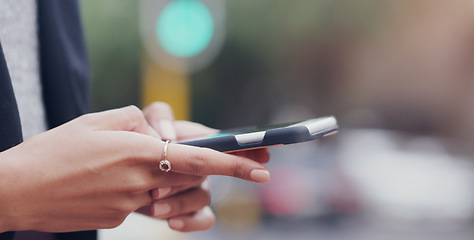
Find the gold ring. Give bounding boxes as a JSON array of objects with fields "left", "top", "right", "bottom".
[{"left": 159, "top": 140, "right": 171, "bottom": 172}]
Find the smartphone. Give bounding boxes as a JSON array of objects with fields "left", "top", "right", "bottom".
[{"left": 179, "top": 116, "right": 338, "bottom": 152}]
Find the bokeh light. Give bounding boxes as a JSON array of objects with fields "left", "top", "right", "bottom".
[{"left": 156, "top": 0, "right": 214, "bottom": 58}]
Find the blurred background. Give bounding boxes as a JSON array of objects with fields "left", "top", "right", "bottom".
[{"left": 80, "top": 0, "right": 474, "bottom": 239}]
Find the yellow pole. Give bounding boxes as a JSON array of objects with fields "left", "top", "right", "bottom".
[{"left": 141, "top": 54, "right": 190, "bottom": 121}]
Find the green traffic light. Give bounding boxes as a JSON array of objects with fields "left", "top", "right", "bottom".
[{"left": 156, "top": 0, "right": 214, "bottom": 58}]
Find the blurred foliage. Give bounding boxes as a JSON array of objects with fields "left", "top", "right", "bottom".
[
  {"left": 191, "top": 0, "right": 387, "bottom": 128},
  {"left": 80, "top": 0, "right": 141, "bottom": 112},
  {"left": 80, "top": 0, "right": 450, "bottom": 134},
  {"left": 79, "top": 0, "right": 387, "bottom": 125}
]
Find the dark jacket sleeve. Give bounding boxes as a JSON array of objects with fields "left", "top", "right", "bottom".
[
  {"left": 0, "top": 0, "right": 94, "bottom": 239},
  {"left": 0, "top": 232, "right": 14, "bottom": 240},
  {"left": 38, "top": 0, "right": 91, "bottom": 129},
  {"left": 0, "top": 42, "right": 23, "bottom": 152}
]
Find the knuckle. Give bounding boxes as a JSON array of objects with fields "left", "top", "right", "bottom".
[
  {"left": 125, "top": 174, "right": 151, "bottom": 193},
  {"left": 229, "top": 160, "right": 241, "bottom": 179},
  {"left": 187, "top": 149, "right": 208, "bottom": 175},
  {"left": 75, "top": 112, "right": 97, "bottom": 127},
  {"left": 119, "top": 105, "right": 147, "bottom": 132},
  {"left": 121, "top": 105, "right": 145, "bottom": 121},
  {"left": 101, "top": 215, "right": 127, "bottom": 229},
  {"left": 176, "top": 198, "right": 186, "bottom": 213},
  {"left": 122, "top": 201, "right": 140, "bottom": 213},
  {"left": 129, "top": 180, "right": 149, "bottom": 194},
  {"left": 111, "top": 200, "right": 139, "bottom": 217},
  {"left": 98, "top": 207, "right": 131, "bottom": 229}
]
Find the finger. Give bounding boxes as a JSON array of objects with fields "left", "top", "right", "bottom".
[
  {"left": 153, "top": 172, "right": 205, "bottom": 188},
  {"left": 150, "top": 177, "right": 207, "bottom": 200},
  {"left": 88, "top": 132, "right": 268, "bottom": 187},
  {"left": 137, "top": 179, "right": 209, "bottom": 217},
  {"left": 167, "top": 144, "right": 270, "bottom": 183},
  {"left": 80, "top": 131, "right": 205, "bottom": 189},
  {"left": 151, "top": 186, "right": 210, "bottom": 219},
  {"left": 231, "top": 148, "right": 270, "bottom": 164},
  {"left": 72, "top": 105, "right": 160, "bottom": 138},
  {"left": 143, "top": 102, "right": 177, "bottom": 142},
  {"left": 174, "top": 121, "right": 219, "bottom": 142},
  {"left": 135, "top": 205, "right": 151, "bottom": 216},
  {"left": 168, "top": 206, "right": 216, "bottom": 232},
  {"left": 135, "top": 186, "right": 195, "bottom": 217}
]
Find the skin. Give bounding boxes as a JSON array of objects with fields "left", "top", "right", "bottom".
[
  {"left": 141, "top": 102, "right": 270, "bottom": 232},
  {"left": 0, "top": 104, "right": 270, "bottom": 233}
]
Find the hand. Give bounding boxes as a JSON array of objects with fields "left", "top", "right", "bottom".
[
  {"left": 135, "top": 178, "right": 214, "bottom": 232},
  {"left": 141, "top": 102, "right": 269, "bottom": 231},
  {"left": 143, "top": 102, "right": 270, "bottom": 163},
  {"left": 0, "top": 106, "right": 270, "bottom": 233}
]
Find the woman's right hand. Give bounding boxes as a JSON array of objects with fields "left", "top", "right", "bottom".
[{"left": 0, "top": 106, "right": 270, "bottom": 233}]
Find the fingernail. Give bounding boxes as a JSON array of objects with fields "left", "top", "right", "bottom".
[
  {"left": 168, "top": 219, "right": 184, "bottom": 230},
  {"left": 158, "top": 187, "right": 172, "bottom": 198},
  {"left": 159, "top": 120, "right": 176, "bottom": 141},
  {"left": 250, "top": 169, "right": 270, "bottom": 183},
  {"left": 153, "top": 202, "right": 171, "bottom": 217}
]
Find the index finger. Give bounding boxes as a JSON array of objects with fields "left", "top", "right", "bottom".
[
  {"left": 231, "top": 148, "right": 270, "bottom": 164},
  {"left": 166, "top": 144, "right": 270, "bottom": 183}
]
